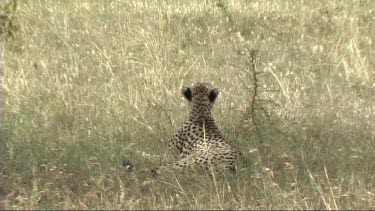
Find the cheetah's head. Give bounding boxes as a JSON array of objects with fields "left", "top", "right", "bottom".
[{"left": 182, "top": 82, "right": 219, "bottom": 114}]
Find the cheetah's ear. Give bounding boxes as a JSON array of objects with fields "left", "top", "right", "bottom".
[
  {"left": 182, "top": 86, "right": 192, "bottom": 101},
  {"left": 208, "top": 88, "right": 219, "bottom": 103}
]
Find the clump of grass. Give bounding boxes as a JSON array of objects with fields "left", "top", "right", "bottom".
[
  {"left": 0, "top": 0, "right": 19, "bottom": 39},
  {"left": 0, "top": 0, "right": 374, "bottom": 209}
]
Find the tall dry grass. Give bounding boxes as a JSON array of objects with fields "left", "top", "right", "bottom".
[{"left": 0, "top": 0, "right": 374, "bottom": 209}]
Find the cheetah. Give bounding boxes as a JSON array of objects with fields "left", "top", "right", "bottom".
[{"left": 152, "top": 82, "right": 242, "bottom": 177}]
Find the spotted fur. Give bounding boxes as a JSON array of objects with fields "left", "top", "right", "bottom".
[{"left": 152, "top": 82, "right": 242, "bottom": 177}]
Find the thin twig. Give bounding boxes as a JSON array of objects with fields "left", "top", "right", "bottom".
[{"left": 247, "top": 49, "right": 263, "bottom": 144}]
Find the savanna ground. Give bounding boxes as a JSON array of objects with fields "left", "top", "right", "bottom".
[{"left": 0, "top": 0, "right": 374, "bottom": 209}]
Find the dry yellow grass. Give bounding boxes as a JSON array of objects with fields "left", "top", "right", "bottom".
[{"left": 1, "top": 0, "right": 374, "bottom": 209}]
